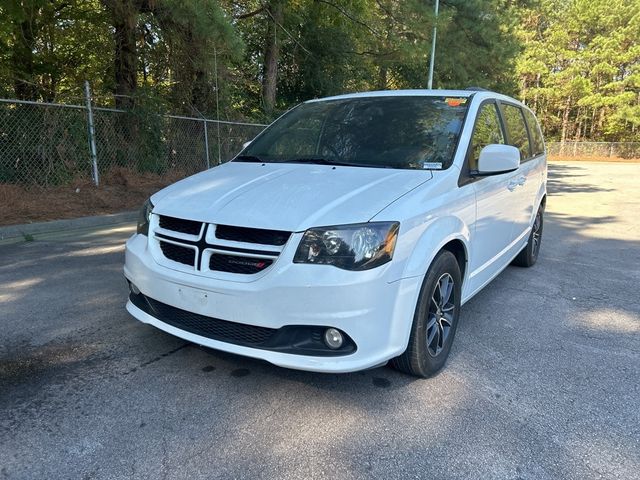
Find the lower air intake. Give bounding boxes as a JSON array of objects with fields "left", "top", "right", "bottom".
[{"left": 130, "top": 292, "right": 276, "bottom": 345}]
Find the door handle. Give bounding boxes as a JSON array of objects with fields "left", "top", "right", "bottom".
[
  {"left": 517, "top": 175, "right": 526, "bottom": 186},
  {"left": 507, "top": 180, "right": 518, "bottom": 191}
]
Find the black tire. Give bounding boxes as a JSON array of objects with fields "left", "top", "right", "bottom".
[
  {"left": 391, "top": 250, "right": 462, "bottom": 378},
  {"left": 512, "top": 205, "right": 544, "bottom": 267}
]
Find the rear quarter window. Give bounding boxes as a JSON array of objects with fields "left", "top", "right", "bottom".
[
  {"left": 523, "top": 109, "right": 545, "bottom": 156},
  {"left": 501, "top": 104, "right": 532, "bottom": 161}
]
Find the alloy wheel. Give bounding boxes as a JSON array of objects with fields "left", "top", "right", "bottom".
[
  {"left": 532, "top": 210, "right": 542, "bottom": 258},
  {"left": 426, "top": 273, "right": 456, "bottom": 357}
]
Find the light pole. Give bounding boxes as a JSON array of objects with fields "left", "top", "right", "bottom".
[{"left": 427, "top": 0, "right": 439, "bottom": 90}]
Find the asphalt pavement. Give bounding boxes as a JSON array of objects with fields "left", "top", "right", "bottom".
[{"left": 1, "top": 161, "right": 639, "bottom": 479}]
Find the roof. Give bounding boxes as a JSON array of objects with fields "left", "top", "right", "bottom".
[
  {"left": 305, "top": 89, "right": 526, "bottom": 109},
  {"left": 306, "top": 89, "right": 477, "bottom": 103}
]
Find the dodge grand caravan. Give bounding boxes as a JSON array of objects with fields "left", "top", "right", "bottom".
[{"left": 124, "top": 89, "right": 547, "bottom": 377}]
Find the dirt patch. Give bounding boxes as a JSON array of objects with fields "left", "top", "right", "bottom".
[{"left": 0, "top": 168, "right": 186, "bottom": 226}]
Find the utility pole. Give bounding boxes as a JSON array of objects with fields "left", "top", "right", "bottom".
[{"left": 427, "top": 0, "right": 439, "bottom": 90}]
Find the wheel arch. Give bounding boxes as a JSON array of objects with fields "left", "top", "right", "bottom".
[
  {"left": 441, "top": 239, "right": 467, "bottom": 282},
  {"left": 401, "top": 216, "right": 471, "bottom": 287}
]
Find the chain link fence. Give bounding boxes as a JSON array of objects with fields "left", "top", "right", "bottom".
[
  {"left": 3, "top": 96, "right": 639, "bottom": 188},
  {"left": 0, "top": 97, "right": 267, "bottom": 187},
  {"left": 547, "top": 141, "right": 640, "bottom": 160}
]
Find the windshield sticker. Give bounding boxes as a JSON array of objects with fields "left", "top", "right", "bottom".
[
  {"left": 423, "top": 162, "right": 443, "bottom": 170},
  {"left": 445, "top": 97, "right": 467, "bottom": 107}
]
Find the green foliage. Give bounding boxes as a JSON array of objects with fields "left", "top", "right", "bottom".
[
  {"left": 0, "top": 0, "right": 112, "bottom": 102},
  {"left": 516, "top": 0, "right": 640, "bottom": 141},
  {"left": 148, "top": 0, "right": 244, "bottom": 115},
  {"left": 0, "top": 0, "right": 638, "bottom": 142}
]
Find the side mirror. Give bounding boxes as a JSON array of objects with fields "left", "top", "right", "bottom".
[
  {"left": 476, "top": 144, "right": 520, "bottom": 175},
  {"left": 242, "top": 140, "right": 252, "bottom": 150}
]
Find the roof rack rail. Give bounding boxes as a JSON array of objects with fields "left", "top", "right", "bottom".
[{"left": 465, "top": 86, "right": 489, "bottom": 91}]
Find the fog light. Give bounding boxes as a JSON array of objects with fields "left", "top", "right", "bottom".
[
  {"left": 324, "top": 328, "right": 343, "bottom": 349},
  {"left": 129, "top": 281, "right": 140, "bottom": 295}
]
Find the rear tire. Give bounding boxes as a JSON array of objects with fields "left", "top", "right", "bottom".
[
  {"left": 391, "top": 250, "right": 461, "bottom": 378},
  {"left": 512, "top": 205, "right": 544, "bottom": 267}
]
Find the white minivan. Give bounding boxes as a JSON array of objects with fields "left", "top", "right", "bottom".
[{"left": 124, "top": 89, "right": 547, "bottom": 377}]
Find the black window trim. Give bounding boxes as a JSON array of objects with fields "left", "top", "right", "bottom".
[
  {"left": 457, "top": 98, "right": 508, "bottom": 187},
  {"left": 497, "top": 100, "right": 534, "bottom": 163},
  {"left": 521, "top": 107, "right": 546, "bottom": 158},
  {"left": 239, "top": 94, "right": 475, "bottom": 172}
]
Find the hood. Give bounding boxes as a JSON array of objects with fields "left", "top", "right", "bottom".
[{"left": 151, "top": 162, "right": 432, "bottom": 231}]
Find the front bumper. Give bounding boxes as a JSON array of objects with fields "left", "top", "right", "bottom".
[{"left": 124, "top": 233, "right": 422, "bottom": 373}]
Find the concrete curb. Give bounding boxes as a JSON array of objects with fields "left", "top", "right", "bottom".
[{"left": 0, "top": 211, "right": 137, "bottom": 242}]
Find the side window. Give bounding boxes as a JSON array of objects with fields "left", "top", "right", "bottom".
[
  {"left": 469, "top": 102, "right": 505, "bottom": 170},
  {"left": 523, "top": 109, "right": 545, "bottom": 156},
  {"left": 502, "top": 104, "right": 531, "bottom": 161}
]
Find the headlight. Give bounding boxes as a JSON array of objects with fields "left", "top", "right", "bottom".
[
  {"left": 294, "top": 222, "right": 399, "bottom": 271},
  {"left": 136, "top": 198, "right": 154, "bottom": 236}
]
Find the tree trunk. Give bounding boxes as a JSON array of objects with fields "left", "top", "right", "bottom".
[
  {"left": 560, "top": 96, "right": 572, "bottom": 144},
  {"left": 574, "top": 107, "right": 582, "bottom": 141},
  {"left": 261, "top": 0, "right": 284, "bottom": 116},
  {"left": 113, "top": 4, "right": 137, "bottom": 109},
  {"left": 104, "top": 0, "right": 141, "bottom": 109},
  {"left": 589, "top": 108, "right": 597, "bottom": 139},
  {"left": 12, "top": 18, "right": 39, "bottom": 100},
  {"left": 533, "top": 73, "right": 540, "bottom": 112},
  {"left": 192, "top": 69, "right": 209, "bottom": 113},
  {"left": 378, "top": 66, "right": 388, "bottom": 90},
  {"left": 597, "top": 108, "right": 605, "bottom": 136}
]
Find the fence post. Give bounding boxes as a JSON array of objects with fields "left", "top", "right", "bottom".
[
  {"left": 214, "top": 47, "right": 222, "bottom": 165},
  {"left": 84, "top": 81, "right": 99, "bottom": 186},
  {"left": 203, "top": 119, "right": 210, "bottom": 169}
]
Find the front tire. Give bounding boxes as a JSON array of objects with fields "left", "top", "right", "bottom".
[
  {"left": 512, "top": 205, "right": 544, "bottom": 267},
  {"left": 391, "top": 250, "right": 462, "bottom": 378}
]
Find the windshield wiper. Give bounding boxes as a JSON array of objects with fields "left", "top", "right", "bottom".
[
  {"left": 280, "top": 157, "right": 389, "bottom": 168},
  {"left": 234, "top": 154, "right": 266, "bottom": 163},
  {"left": 235, "top": 155, "right": 390, "bottom": 169}
]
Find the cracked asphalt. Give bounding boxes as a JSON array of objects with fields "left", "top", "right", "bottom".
[{"left": 1, "top": 161, "right": 639, "bottom": 479}]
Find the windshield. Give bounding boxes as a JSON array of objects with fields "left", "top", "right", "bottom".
[{"left": 238, "top": 96, "right": 469, "bottom": 170}]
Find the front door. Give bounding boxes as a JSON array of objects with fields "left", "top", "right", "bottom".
[
  {"left": 465, "top": 101, "right": 522, "bottom": 295},
  {"left": 500, "top": 103, "right": 537, "bottom": 245}
]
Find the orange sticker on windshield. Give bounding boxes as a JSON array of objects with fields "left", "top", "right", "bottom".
[{"left": 445, "top": 98, "right": 467, "bottom": 107}]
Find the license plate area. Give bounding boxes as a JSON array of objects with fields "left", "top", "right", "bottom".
[{"left": 177, "top": 285, "right": 211, "bottom": 308}]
